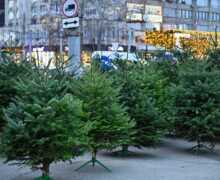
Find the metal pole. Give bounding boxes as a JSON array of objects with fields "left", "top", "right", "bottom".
[
  {"left": 128, "top": 29, "right": 132, "bottom": 53},
  {"left": 0, "top": 42, "right": 2, "bottom": 60},
  {"left": 22, "top": 13, "right": 26, "bottom": 60},
  {"left": 59, "top": 29, "right": 63, "bottom": 66}
]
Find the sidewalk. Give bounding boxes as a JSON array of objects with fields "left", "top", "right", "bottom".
[{"left": 1, "top": 138, "right": 220, "bottom": 180}]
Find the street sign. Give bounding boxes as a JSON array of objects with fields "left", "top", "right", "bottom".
[
  {"left": 62, "top": 0, "right": 78, "bottom": 18},
  {"left": 62, "top": 17, "right": 80, "bottom": 29},
  {"left": 101, "top": 56, "right": 111, "bottom": 69}
]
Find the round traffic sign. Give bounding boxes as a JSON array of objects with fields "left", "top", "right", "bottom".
[{"left": 62, "top": 0, "right": 79, "bottom": 18}]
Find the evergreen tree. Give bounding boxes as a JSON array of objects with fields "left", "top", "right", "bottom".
[
  {"left": 170, "top": 61, "right": 220, "bottom": 151},
  {"left": 0, "top": 60, "right": 31, "bottom": 130},
  {"left": 0, "top": 68, "right": 90, "bottom": 179},
  {"left": 71, "top": 67, "right": 135, "bottom": 171},
  {"left": 206, "top": 33, "right": 220, "bottom": 67},
  {"left": 113, "top": 63, "right": 165, "bottom": 149}
]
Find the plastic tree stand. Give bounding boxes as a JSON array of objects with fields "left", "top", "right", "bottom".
[
  {"left": 75, "top": 152, "right": 112, "bottom": 172},
  {"left": 188, "top": 143, "right": 213, "bottom": 154},
  {"left": 35, "top": 173, "right": 53, "bottom": 180},
  {"left": 113, "top": 145, "right": 135, "bottom": 156}
]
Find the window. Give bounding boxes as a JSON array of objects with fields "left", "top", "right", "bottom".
[
  {"left": 36, "top": 30, "right": 40, "bottom": 39},
  {"left": 179, "top": 24, "right": 193, "bottom": 30},
  {"left": 181, "top": 10, "right": 192, "bottom": 19},
  {"left": 53, "top": 17, "right": 61, "bottom": 23},
  {"left": 164, "top": 0, "right": 178, "bottom": 3},
  {"left": 212, "top": 13, "right": 220, "bottom": 22},
  {"left": 163, "top": 23, "right": 177, "bottom": 30},
  {"left": 40, "top": 18, "right": 47, "bottom": 24},
  {"left": 196, "top": 11, "right": 209, "bottom": 20},
  {"left": 8, "top": 20, "right": 13, "bottom": 26},
  {"left": 211, "top": 0, "right": 220, "bottom": 8},
  {"left": 85, "top": 8, "right": 96, "bottom": 16},
  {"left": 163, "top": 8, "right": 176, "bottom": 17},
  {"left": 16, "top": 11, "right": 20, "bottom": 19},
  {"left": 83, "top": 27, "right": 91, "bottom": 37},
  {"left": 197, "top": 25, "right": 209, "bottom": 31},
  {"left": 31, "top": 18, "right": 37, "bottom": 24},
  {"left": 8, "top": 11, "right": 14, "bottom": 20},
  {"left": 40, "top": 5, "right": 46, "bottom": 14},
  {"left": 16, "top": 32, "right": 21, "bottom": 40},
  {"left": 51, "top": 4, "right": 60, "bottom": 12},
  {"left": 9, "top": 0, "right": 14, "bottom": 8},
  {"left": 42, "top": 30, "right": 48, "bottom": 38},
  {"left": 31, "top": 6, "right": 37, "bottom": 15},
  {"left": 197, "top": 0, "right": 208, "bottom": 6},
  {"left": 183, "top": 0, "right": 192, "bottom": 5}
]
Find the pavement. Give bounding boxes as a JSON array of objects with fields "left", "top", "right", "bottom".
[{"left": 0, "top": 138, "right": 220, "bottom": 180}]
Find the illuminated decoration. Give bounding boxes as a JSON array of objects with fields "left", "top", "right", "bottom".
[
  {"left": 144, "top": 5, "right": 162, "bottom": 23},
  {"left": 2, "top": 48, "right": 23, "bottom": 61},
  {"left": 145, "top": 30, "right": 220, "bottom": 57},
  {"left": 126, "top": 12, "right": 143, "bottom": 22},
  {"left": 126, "top": 3, "right": 162, "bottom": 23},
  {"left": 126, "top": 3, "right": 144, "bottom": 22}
]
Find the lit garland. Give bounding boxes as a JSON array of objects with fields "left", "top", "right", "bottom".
[{"left": 145, "top": 30, "right": 220, "bottom": 57}]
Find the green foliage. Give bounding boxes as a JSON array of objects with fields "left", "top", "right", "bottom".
[
  {"left": 0, "top": 60, "right": 31, "bottom": 130},
  {"left": 170, "top": 61, "right": 220, "bottom": 146},
  {"left": 112, "top": 63, "right": 166, "bottom": 147},
  {"left": 71, "top": 67, "right": 135, "bottom": 152},
  {"left": 206, "top": 34, "right": 220, "bottom": 67},
  {"left": 171, "top": 49, "right": 194, "bottom": 62},
  {"left": 149, "top": 60, "right": 179, "bottom": 84},
  {"left": 0, "top": 67, "right": 90, "bottom": 173}
]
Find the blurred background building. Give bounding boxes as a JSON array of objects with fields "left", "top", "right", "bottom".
[{"left": 0, "top": 0, "right": 220, "bottom": 54}]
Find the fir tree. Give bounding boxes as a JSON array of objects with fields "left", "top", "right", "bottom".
[
  {"left": 0, "top": 60, "right": 31, "bottom": 130},
  {"left": 170, "top": 61, "right": 220, "bottom": 151},
  {"left": 113, "top": 62, "right": 165, "bottom": 149},
  {"left": 0, "top": 68, "right": 90, "bottom": 179},
  {"left": 72, "top": 66, "right": 135, "bottom": 171},
  {"left": 206, "top": 30, "right": 220, "bottom": 67}
]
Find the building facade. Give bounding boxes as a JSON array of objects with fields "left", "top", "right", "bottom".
[
  {"left": 0, "top": 1, "right": 5, "bottom": 27},
  {"left": 0, "top": 0, "right": 220, "bottom": 52}
]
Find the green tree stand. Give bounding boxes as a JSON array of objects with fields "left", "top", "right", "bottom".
[
  {"left": 75, "top": 152, "right": 112, "bottom": 172},
  {"left": 35, "top": 173, "right": 53, "bottom": 180},
  {"left": 113, "top": 145, "right": 135, "bottom": 156},
  {"left": 188, "top": 142, "right": 213, "bottom": 154}
]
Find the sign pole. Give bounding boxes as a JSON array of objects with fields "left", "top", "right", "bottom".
[
  {"left": 62, "top": 0, "right": 81, "bottom": 75},
  {"left": 68, "top": 36, "right": 81, "bottom": 74},
  {"left": 59, "top": 29, "right": 63, "bottom": 67},
  {"left": 0, "top": 42, "right": 2, "bottom": 60}
]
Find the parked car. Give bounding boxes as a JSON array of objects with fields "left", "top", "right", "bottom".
[{"left": 92, "top": 51, "right": 140, "bottom": 63}]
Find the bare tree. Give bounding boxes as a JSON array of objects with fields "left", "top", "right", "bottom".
[{"left": 81, "top": 0, "right": 126, "bottom": 50}]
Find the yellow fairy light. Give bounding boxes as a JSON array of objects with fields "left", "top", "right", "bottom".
[{"left": 145, "top": 30, "right": 220, "bottom": 57}]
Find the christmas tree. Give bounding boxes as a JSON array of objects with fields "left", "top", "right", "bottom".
[
  {"left": 113, "top": 62, "right": 165, "bottom": 150},
  {"left": 72, "top": 66, "right": 135, "bottom": 171},
  {"left": 1, "top": 67, "right": 90, "bottom": 179},
  {"left": 0, "top": 60, "right": 31, "bottom": 131},
  {"left": 170, "top": 61, "right": 220, "bottom": 152}
]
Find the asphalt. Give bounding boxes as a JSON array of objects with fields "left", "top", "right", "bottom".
[{"left": 0, "top": 138, "right": 220, "bottom": 180}]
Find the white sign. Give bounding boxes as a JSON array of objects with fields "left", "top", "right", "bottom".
[
  {"left": 174, "top": 33, "right": 191, "bottom": 49},
  {"left": 62, "top": 0, "right": 78, "bottom": 18},
  {"left": 62, "top": 17, "right": 80, "bottom": 29}
]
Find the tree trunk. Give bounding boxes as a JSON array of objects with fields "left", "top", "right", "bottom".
[
  {"left": 92, "top": 151, "right": 97, "bottom": 166},
  {"left": 122, "top": 144, "right": 129, "bottom": 152},
  {"left": 42, "top": 160, "right": 51, "bottom": 174}
]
